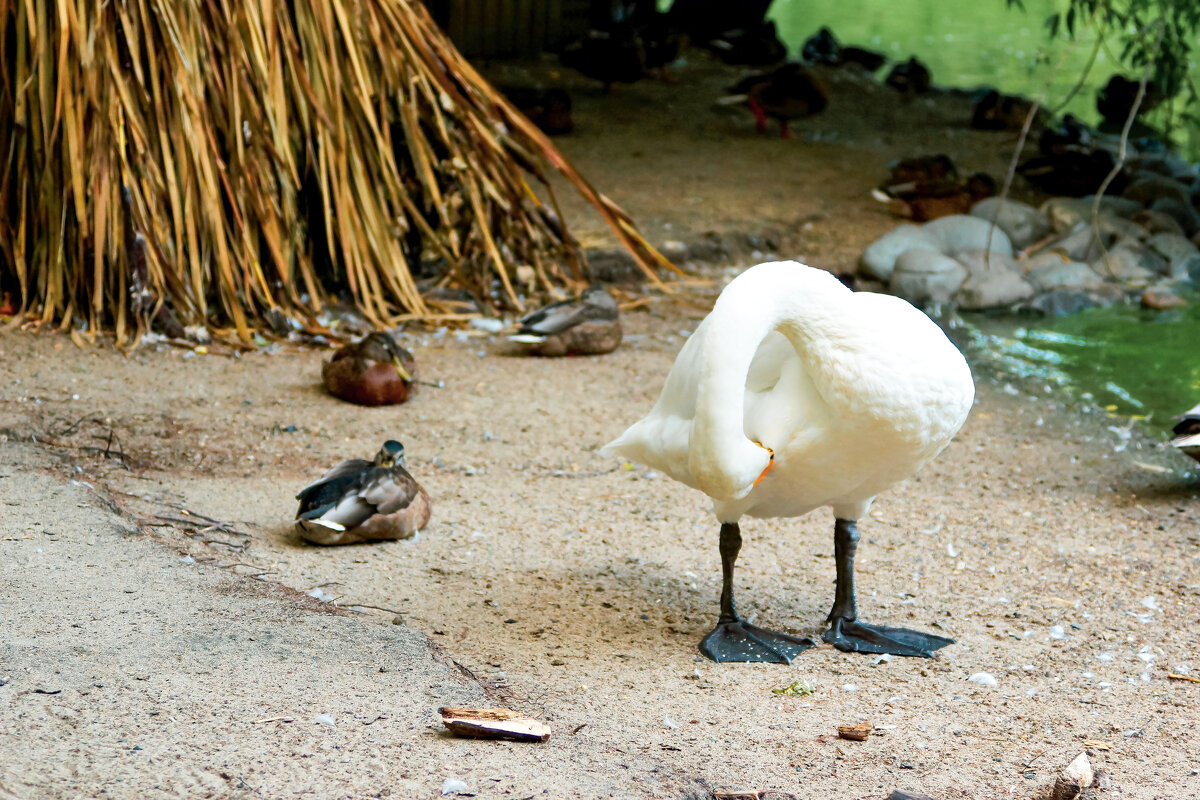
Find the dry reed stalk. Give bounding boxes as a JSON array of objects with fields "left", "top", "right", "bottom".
[{"left": 0, "top": 0, "right": 675, "bottom": 345}]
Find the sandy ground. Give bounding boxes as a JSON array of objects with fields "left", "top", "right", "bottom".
[{"left": 3, "top": 54, "right": 1200, "bottom": 800}]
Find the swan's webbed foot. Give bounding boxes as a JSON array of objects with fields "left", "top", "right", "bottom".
[
  {"left": 700, "top": 619, "right": 815, "bottom": 664},
  {"left": 823, "top": 617, "right": 952, "bottom": 658}
]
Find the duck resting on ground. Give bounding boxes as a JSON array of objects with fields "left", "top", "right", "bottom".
[
  {"left": 602, "top": 261, "right": 974, "bottom": 663},
  {"left": 322, "top": 332, "right": 417, "bottom": 406},
  {"left": 509, "top": 286, "right": 622, "bottom": 356},
  {"left": 295, "top": 440, "right": 432, "bottom": 546},
  {"left": 1169, "top": 403, "right": 1200, "bottom": 464}
]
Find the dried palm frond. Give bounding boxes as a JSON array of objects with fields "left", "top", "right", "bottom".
[{"left": 0, "top": 0, "right": 678, "bottom": 346}]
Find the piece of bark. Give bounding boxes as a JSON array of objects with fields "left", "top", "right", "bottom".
[
  {"left": 837, "top": 721, "right": 873, "bottom": 741},
  {"left": 886, "top": 792, "right": 936, "bottom": 800},
  {"left": 1051, "top": 752, "right": 1094, "bottom": 800},
  {"left": 438, "top": 706, "right": 550, "bottom": 742}
]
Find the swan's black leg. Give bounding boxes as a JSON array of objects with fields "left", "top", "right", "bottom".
[
  {"left": 823, "top": 518, "right": 953, "bottom": 658},
  {"left": 699, "top": 522, "right": 815, "bottom": 664}
]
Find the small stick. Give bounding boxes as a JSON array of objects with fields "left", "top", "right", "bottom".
[{"left": 1168, "top": 673, "right": 1200, "bottom": 683}]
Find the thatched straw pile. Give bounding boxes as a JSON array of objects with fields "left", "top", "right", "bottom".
[{"left": 0, "top": 0, "right": 676, "bottom": 345}]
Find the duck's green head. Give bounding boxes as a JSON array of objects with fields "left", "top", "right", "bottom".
[{"left": 375, "top": 439, "right": 406, "bottom": 468}]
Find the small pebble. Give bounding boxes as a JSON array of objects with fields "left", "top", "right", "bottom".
[
  {"left": 469, "top": 318, "right": 504, "bottom": 333},
  {"left": 1049, "top": 625, "right": 1067, "bottom": 640},
  {"left": 663, "top": 715, "right": 678, "bottom": 730},
  {"left": 841, "top": 683, "right": 858, "bottom": 692},
  {"left": 314, "top": 714, "right": 335, "bottom": 727},
  {"left": 968, "top": 672, "right": 998, "bottom": 687}
]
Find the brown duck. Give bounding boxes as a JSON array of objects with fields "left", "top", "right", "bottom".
[
  {"left": 322, "top": 332, "right": 416, "bottom": 406},
  {"left": 295, "top": 440, "right": 432, "bottom": 546},
  {"left": 509, "top": 286, "right": 622, "bottom": 356}
]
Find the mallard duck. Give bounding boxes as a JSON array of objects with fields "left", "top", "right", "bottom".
[
  {"left": 1169, "top": 403, "right": 1200, "bottom": 463},
  {"left": 509, "top": 286, "right": 622, "bottom": 357},
  {"left": 500, "top": 86, "right": 574, "bottom": 136},
  {"left": 295, "top": 440, "right": 432, "bottom": 545},
  {"left": 724, "top": 63, "right": 829, "bottom": 138},
  {"left": 602, "top": 261, "right": 974, "bottom": 663},
  {"left": 970, "top": 90, "right": 1047, "bottom": 132},
  {"left": 322, "top": 332, "right": 416, "bottom": 406},
  {"left": 885, "top": 56, "right": 932, "bottom": 94},
  {"left": 876, "top": 172, "right": 997, "bottom": 222}
]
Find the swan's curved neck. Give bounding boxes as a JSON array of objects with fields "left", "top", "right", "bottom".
[{"left": 688, "top": 269, "right": 849, "bottom": 497}]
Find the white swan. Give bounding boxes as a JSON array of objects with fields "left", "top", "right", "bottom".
[{"left": 602, "top": 261, "right": 974, "bottom": 662}]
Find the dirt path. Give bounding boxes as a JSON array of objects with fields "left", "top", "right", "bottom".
[{"left": 2, "top": 298, "right": 1198, "bottom": 798}]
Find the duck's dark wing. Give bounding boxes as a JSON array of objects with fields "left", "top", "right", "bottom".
[
  {"left": 516, "top": 294, "right": 617, "bottom": 337},
  {"left": 297, "top": 465, "right": 422, "bottom": 530},
  {"left": 296, "top": 458, "right": 372, "bottom": 514}
]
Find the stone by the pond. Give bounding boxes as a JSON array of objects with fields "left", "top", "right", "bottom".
[
  {"left": 1146, "top": 232, "right": 1200, "bottom": 278},
  {"left": 1026, "top": 258, "right": 1104, "bottom": 292},
  {"left": 1040, "top": 223, "right": 1115, "bottom": 263},
  {"left": 1131, "top": 208, "right": 1185, "bottom": 236},
  {"left": 889, "top": 248, "right": 968, "bottom": 304},
  {"left": 955, "top": 267, "right": 1035, "bottom": 310},
  {"left": 1041, "top": 196, "right": 1138, "bottom": 232},
  {"left": 1022, "top": 289, "right": 1103, "bottom": 316},
  {"left": 859, "top": 224, "right": 944, "bottom": 282},
  {"left": 1091, "top": 243, "right": 1166, "bottom": 286},
  {"left": 1122, "top": 174, "right": 1192, "bottom": 207},
  {"left": 969, "top": 197, "right": 1051, "bottom": 249},
  {"left": 1149, "top": 197, "right": 1200, "bottom": 236},
  {"left": 954, "top": 248, "right": 1017, "bottom": 277},
  {"left": 584, "top": 248, "right": 642, "bottom": 283},
  {"left": 1180, "top": 254, "right": 1200, "bottom": 285},
  {"left": 923, "top": 215, "right": 1014, "bottom": 256},
  {"left": 1141, "top": 286, "right": 1187, "bottom": 310}
]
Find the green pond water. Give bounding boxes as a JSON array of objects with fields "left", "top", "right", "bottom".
[
  {"left": 769, "top": 0, "right": 1200, "bottom": 157},
  {"left": 766, "top": 1, "right": 1199, "bottom": 430},
  {"left": 963, "top": 300, "right": 1200, "bottom": 426}
]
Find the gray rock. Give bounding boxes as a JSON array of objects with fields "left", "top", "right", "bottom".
[
  {"left": 955, "top": 248, "right": 1018, "bottom": 276},
  {"left": 684, "top": 232, "right": 731, "bottom": 263},
  {"left": 1131, "top": 209, "right": 1185, "bottom": 236},
  {"left": 1042, "top": 197, "right": 1139, "bottom": 233},
  {"left": 888, "top": 248, "right": 968, "bottom": 304},
  {"left": 1026, "top": 259, "right": 1104, "bottom": 291},
  {"left": 658, "top": 240, "right": 689, "bottom": 263},
  {"left": 1091, "top": 243, "right": 1167, "bottom": 286},
  {"left": 1039, "top": 223, "right": 1116, "bottom": 263},
  {"left": 1096, "top": 214, "right": 1149, "bottom": 242},
  {"left": 1146, "top": 233, "right": 1200, "bottom": 278},
  {"left": 923, "top": 215, "right": 1014, "bottom": 256},
  {"left": 1122, "top": 174, "right": 1191, "bottom": 206},
  {"left": 955, "top": 268, "right": 1035, "bottom": 310},
  {"left": 859, "top": 225, "right": 945, "bottom": 282},
  {"left": 1022, "top": 289, "right": 1104, "bottom": 316},
  {"left": 969, "top": 198, "right": 1051, "bottom": 249},
  {"left": 1149, "top": 197, "right": 1200, "bottom": 236},
  {"left": 584, "top": 248, "right": 643, "bottom": 284},
  {"left": 1179, "top": 253, "right": 1200, "bottom": 285}
]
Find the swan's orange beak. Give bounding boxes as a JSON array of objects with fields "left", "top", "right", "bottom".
[{"left": 752, "top": 443, "right": 774, "bottom": 487}]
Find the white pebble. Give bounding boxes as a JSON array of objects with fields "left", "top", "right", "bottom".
[
  {"left": 873, "top": 654, "right": 893, "bottom": 665},
  {"left": 179, "top": 555, "right": 195, "bottom": 564},
  {"left": 441, "top": 778, "right": 469, "bottom": 795},
  {"left": 1141, "top": 596, "right": 1161, "bottom": 612},
  {"left": 314, "top": 714, "right": 336, "bottom": 727},
  {"left": 470, "top": 318, "right": 504, "bottom": 333},
  {"left": 663, "top": 715, "right": 678, "bottom": 729},
  {"left": 1096, "top": 652, "right": 1114, "bottom": 663},
  {"left": 1048, "top": 625, "right": 1067, "bottom": 640},
  {"left": 841, "top": 683, "right": 858, "bottom": 692},
  {"left": 968, "top": 672, "right": 998, "bottom": 687}
]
